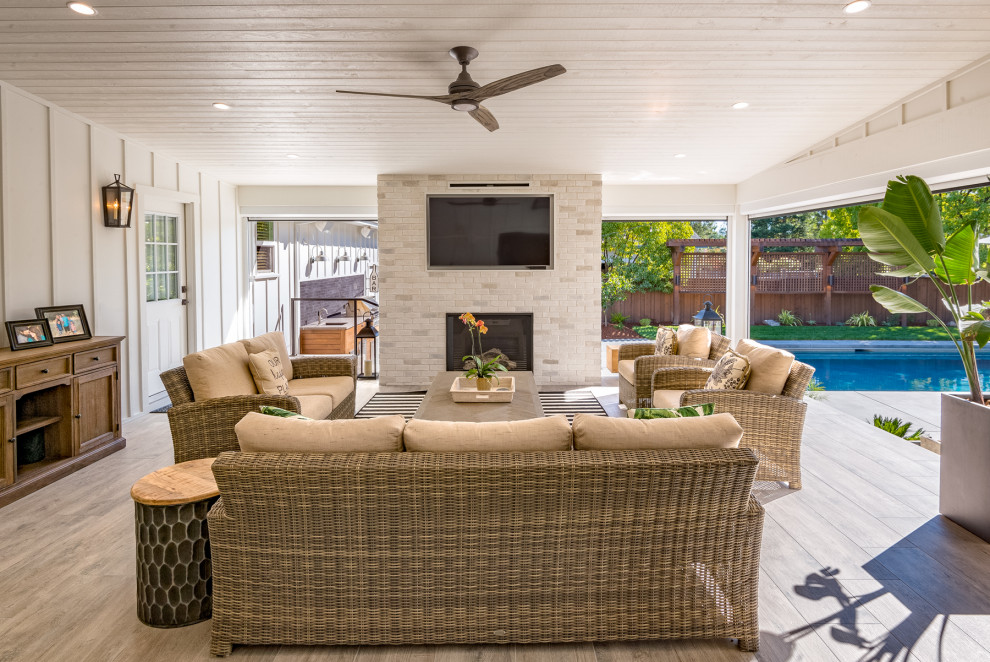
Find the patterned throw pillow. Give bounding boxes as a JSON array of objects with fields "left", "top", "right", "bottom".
[
  {"left": 259, "top": 405, "right": 310, "bottom": 420},
  {"left": 705, "top": 349, "right": 752, "bottom": 390},
  {"left": 247, "top": 349, "right": 290, "bottom": 396},
  {"left": 634, "top": 403, "right": 715, "bottom": 419},
  {"left": 654, "top": 326, "right": 678, "bottom": 355}
]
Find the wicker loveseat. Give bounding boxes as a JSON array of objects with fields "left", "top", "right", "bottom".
[
  {"left": 161, "top": 332, "right": 356, "bottom": 463},
  {"left": 207, "top": 445, "right": 763, "bottom": 656}
]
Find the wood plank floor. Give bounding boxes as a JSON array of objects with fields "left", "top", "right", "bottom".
[{"left": 1, "top": 392, "right": 989, "bottom": 661}]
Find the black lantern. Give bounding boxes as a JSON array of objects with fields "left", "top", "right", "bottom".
[
  {"left": 355, "top": 312, "right": 379, "bottom": 379},
  {"left": 102, "top": 174, "right": 135, "bottom": 228},
  {"left": 693, "top": 301, "right": 724, "bottom": 334}
]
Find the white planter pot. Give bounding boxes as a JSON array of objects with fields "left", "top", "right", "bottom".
[{"left": 940, "top": 392, "right": 990, "bottom": 542}]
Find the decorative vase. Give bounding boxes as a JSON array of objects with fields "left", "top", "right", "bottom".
[{"left": 476, "top": 378, "right": 492, "bottom": 391}]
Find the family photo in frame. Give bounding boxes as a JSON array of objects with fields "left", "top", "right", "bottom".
[
  {"left": 4, "top": 319, "right": 54, "bottom": 351},
  {"left": 35, "top": 305, "right": 92, "bottom": 343}
]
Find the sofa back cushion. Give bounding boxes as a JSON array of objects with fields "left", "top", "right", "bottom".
[
  {"left": 572, "top": 412, "right": 742, "bottom": 450},
  {"left": 675, "top": 324, "right": 711, "bottom": 358},
  {"left": 182, "top": 342, "right": 257, "bottom": 401},
  {"left": 403, "top": 416, "right": 572, "bottom": 452},
  {"left": 240, "top": 331, "right": 293, "bottom": 381},
  {"left": 735, "top": 338, "right": 794, "bottom": 395},
  {"left": 235, "top": 411, "right": 405, "bottom": 453}
]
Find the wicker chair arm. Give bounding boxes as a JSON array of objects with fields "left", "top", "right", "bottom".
[
  {"left": 290, "top": 354, "right": 357, "bottom": 380},
  {"left": 167, "top": 394, "right": 301, "bottom": 463},
  {"left": 617, "top": 342, "right": 655, "bottom": 362},
  {"left": 651, "top": 366, "right": 713, "bottom": 391}
]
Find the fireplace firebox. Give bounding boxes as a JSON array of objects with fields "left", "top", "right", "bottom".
[{"left": 445, "top": 313, "right": 534, "bottom": 371}]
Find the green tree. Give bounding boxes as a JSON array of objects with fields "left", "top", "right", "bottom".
[
  {"left": 751, "top": 211, "right": 824, "bottom": 251},
  {"left": 601, "top": 221, "right": 695, "bottom": 309}
]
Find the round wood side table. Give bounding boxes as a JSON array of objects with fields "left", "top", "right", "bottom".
[{"left": 131, "top": 458, "right": 219, "bottom": 628}]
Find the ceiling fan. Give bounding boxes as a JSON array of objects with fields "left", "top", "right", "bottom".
[{"left": 336, "top": 46, "right": 565, "bottom": 132}]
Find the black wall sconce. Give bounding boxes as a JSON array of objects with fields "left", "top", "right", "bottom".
[{"left": 102, "top": 174, "right": 135, "bottom": 228}]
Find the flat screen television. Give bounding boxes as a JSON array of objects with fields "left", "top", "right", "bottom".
[{"left": 427, "top": 195, "right": 553, "bottom": 269}]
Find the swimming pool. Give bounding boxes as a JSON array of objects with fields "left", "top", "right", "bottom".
[{"left": 791, "top": 349, "right": 990, "bottom": 391}]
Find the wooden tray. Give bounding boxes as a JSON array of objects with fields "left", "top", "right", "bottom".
[{"left": 449, "top": 376, "right": 515, "bottom": 403}]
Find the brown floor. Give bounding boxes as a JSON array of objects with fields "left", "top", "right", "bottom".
[{"left": 0, "top": 394, "right": 988, "bottom": 661}]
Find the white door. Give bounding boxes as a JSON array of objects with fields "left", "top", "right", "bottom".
[{"left": 143, "top": 205, "right": 187, "bottom": 404}]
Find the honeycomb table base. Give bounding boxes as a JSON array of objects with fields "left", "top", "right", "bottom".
[{"left": 131, "top": 458, "right": 220, "bottom": 628}]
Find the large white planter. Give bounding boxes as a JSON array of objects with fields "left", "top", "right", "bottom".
[{"left": 940, "top": 392, "right": 990, "bottom": 542}]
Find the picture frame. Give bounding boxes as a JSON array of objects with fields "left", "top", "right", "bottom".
[
  {"left": 34, "top": 304, "right": 92, "bottom": 344},
  {"left": 5, "top": 319, "right": 55, "bottom": 351}
]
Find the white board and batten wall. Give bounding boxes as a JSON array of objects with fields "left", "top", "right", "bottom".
[{"left": 0, "top": 81, "right": 246, "bottom": 417}]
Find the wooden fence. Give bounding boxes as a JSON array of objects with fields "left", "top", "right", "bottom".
[{"left": 606, "top": 246, "right": 990, "bottom": 325}]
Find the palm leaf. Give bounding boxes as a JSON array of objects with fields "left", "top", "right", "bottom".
[
  {"left": 858, "top": 207, "right": 934, "bottom": 273},
  {"left": 881, "top": 175, "right": 945, "bottom": 254},
  {"left": 933, "top": 223, "right": 978, "bottom": 285},
  {"left": 869, "top": 285, "right": 932, "bottom": 315}
]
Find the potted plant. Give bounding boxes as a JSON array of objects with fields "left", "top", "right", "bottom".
[
  {"left": 458, "top": 312, "right": 508, "bottom": 390},
  {"left": 858, "top": 175, "right": 990, "bottom": 540}
]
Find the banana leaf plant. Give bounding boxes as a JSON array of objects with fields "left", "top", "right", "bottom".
[{"left": 858, "top": 175, "right": 990, "bottom": 405}]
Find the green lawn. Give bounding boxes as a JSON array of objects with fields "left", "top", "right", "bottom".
[{"left": 632, "top": 324, "right": 953, "bottom": 341}]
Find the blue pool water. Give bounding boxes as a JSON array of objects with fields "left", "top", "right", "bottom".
[{"left": 792, "top": 350, "right": 990, "bottom": 391}]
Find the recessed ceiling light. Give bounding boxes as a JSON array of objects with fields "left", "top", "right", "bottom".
[
  {"left": 674, "top": 153, "right": 687, "bottom": 159},
  {"left": 732, "top": 101, "right": 750, "bottom": 110},
  {"left": 212, "top": 102, "right": 231, "bottom": 110},
  {"left": 67, "top": 2, "right": 97, "bottom": 15},
  {"left": 286, "top": 154, "right": 300, "bottom": 159},
  {"left": 843, "top": 0, "right": 872, "bottom": 14}
]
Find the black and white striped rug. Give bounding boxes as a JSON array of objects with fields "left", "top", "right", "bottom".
[{"left": 356, "top": 391, "right": 607, "bottom": 422}]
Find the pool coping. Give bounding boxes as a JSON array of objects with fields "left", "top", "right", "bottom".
[{"left": 761, "top": 340, "right": 990, "bottom": 353}]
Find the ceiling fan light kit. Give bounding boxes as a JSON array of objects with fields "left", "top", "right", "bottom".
[{"left": 336, "top": 46, "right": 565, "bottom": 132}]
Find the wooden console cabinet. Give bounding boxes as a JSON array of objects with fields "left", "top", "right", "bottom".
[{"left": 0, "top": 336, "right": 125, "bottom": 507}]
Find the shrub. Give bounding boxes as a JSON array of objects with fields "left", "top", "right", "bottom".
[
  {"left": 806, "top": 320, "right": 817, "bottom": 326},
  {"left": 846, "top": 311, "right": 877, "bottom": 327},
  {"left": 634, "top": 325, "right": 659, "bottom": 340},
  {"left": 805, "top": 377, "right": 827, "bottom": 401},
  {"left": 777, "top": 309, "right": 803, "bottom": 326},
  {"left": 926, "top": 319, "right": 941, "bottom": 328},
  {"left": 872, "top": 415, "right": 925, "bottom": 441},
  {"left": 610, "top": 312, "right": 629, "bottom": 326},
  {"left": 638, "top": 318, "right": 652, "bottom": 327}
]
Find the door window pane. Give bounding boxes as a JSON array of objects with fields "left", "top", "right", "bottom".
[
  {"left": 157, "top": 275, "right": 168, "bottom": 301},
  {"left": 168, "top": 274, "right": 179, "bottom": 299},
  {"left": 146, "top": 275, "right": 156, "bottom": 302},
  {"left": 166, "top": 245, "right": 177, "bottom": 271},
  {"left": 145, "top": 245, "right": 155, "bottom": 272},
  {"left": 145, "top": 216, "right": 154, "bottom": 242},
  {"left": 167, "top": 217, "right": 177, "bottom": 243}
]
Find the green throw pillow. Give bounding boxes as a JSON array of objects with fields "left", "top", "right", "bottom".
[
  {"left": 634, "top": 403, "right": 715, "bottom": 419},
  {"left": 259, "top": 405, "right": 310, "bottom": 420}
]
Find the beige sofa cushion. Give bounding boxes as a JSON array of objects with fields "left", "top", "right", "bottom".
[
  {"left": 287, "top": 376, "right": 354, "bottom": 410},
  {"left": 294, "top": 395, "right": 335, "bottom": 420},
  {"left": 240, "top": 331, "right": 293, "bottom": 380},
  {"left": 651, "top": 389, "right": 685, "bottom": 409},
  {"left": 403, "top": 416, "right": 572, "bottom": 453},
  {"left": 617, "top": 359, "right": 636, "bottom": 384},
  {"left": 235, "top": 411, "right": 404, "bottom": 453},
  {"left": 675, "top": 324, "right": 711, "bottom": 358},
  {"left": 735, "top": 338, "right": 794, "bottom": 395},
  {"left": 573, "top": 412, "right": 742, "bottom": 450},
  {"left": 247, "top": 349, "right": 289, "bottom": 396},
  {"left": 183, "top": 342, "right": 257, "bottom": 401}
]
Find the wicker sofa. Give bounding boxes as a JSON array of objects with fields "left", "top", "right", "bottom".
[
  {"left": 207, "top": 443, "right": 763, "bottom": 656},
  {"left": 161, "top": 332, "right": 356, "bottom": 463}
]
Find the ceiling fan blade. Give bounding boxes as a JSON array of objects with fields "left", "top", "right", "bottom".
[
  {"left": 467, "top": 64, "right": 566, "bottom": 102},
  {"left": 336, "top": 89, "right": 453, "bottom": 103},
  {"left": 468, "top": 106, "right": 499, "bottom": 132}
]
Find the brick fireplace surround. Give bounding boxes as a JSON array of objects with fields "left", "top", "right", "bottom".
[{"left": 377, "top": 174, "right": 602, "bottom": 389}]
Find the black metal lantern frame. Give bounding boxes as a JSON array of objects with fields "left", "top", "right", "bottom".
[
  {"left": 693, "top": 300, "right": 724, "bottom": 334},
  {"left": 102, "top": 173, "right": 135, "bottom": 228},
  {"left": 355, "top": 312, "right": 379, "bottom": 380}
]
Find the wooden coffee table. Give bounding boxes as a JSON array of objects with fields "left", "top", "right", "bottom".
[{"left": 414, "top": 371, "right": 543, "bottom": 422}]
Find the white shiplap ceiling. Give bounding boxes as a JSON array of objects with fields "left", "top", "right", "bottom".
[{"left": 0, "top": 1, "right": 988, "bottom": 186}]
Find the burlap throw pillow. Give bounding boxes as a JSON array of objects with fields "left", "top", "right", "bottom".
[
  {"left": 654, "top": 326, "right": 677, "bottom": 355},
  {"left": 248, "top": 349, "right": 290, "bottom": 396}
]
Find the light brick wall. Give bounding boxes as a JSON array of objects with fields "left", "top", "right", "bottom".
[{"left": 377, "top": 174, "right": 602, "bottom": 389}]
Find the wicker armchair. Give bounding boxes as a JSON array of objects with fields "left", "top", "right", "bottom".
[
  {"left": 651, "top": 359, "right": 815, "bottom": 489},
  {"left": 618, "top": 332, "right": 731, "bottom": 410},
  {"left": 161, "top": 355, "right": 356, "bottom": 463}
]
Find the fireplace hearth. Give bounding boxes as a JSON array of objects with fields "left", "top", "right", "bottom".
[{"left": 445, "top": 313, "right": 534, "bottom": 371}]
